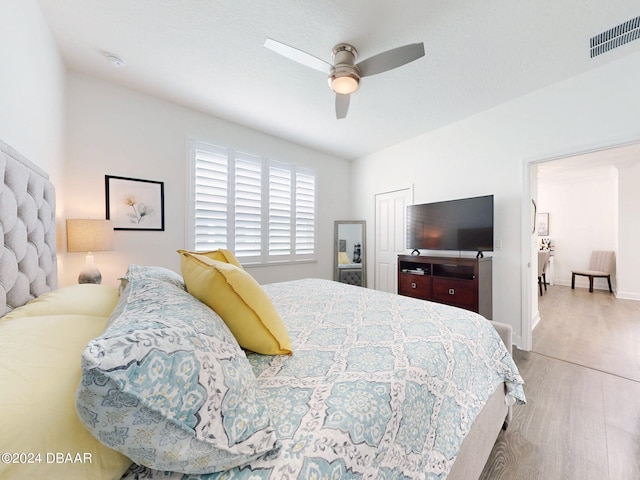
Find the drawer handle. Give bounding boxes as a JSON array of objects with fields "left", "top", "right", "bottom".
[
  {"left": 411, "top": 282, "right": 417, "bottom": 289},
  {"left": 448, "top": 288, "right": 455, "bottom": 295}
]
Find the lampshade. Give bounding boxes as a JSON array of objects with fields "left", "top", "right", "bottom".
[{"left": 66, "top": 219, "right": 114, "bottom": 252}]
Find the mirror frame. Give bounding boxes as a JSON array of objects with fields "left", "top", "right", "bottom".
[{"left": 334, "top": 220, "right": 366, "bottom": 287}]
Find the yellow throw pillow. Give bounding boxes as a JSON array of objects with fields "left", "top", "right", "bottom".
[
  {"left": 0, "top": 285, "right": 132, "bottom": 480},
  {"left": 177, "top": 248, "right": 243, "bottom": 269},
  {"left": 338, "top": 251, "right": 351, "bottom": 264},
  {"left": 178, "top": 251, "right": 292, "bottom": 355}
]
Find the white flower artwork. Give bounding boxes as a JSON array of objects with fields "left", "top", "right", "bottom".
[{"left": 106, "top": 175, "right": 165, "bottom": 230}]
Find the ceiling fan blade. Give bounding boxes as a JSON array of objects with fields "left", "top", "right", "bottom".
[
  {"left": 264, "top": 38, "right": 332, "bottom": 74},
  {"left": 357, "top": 43, "right": 425, "bottom": 77},
  {"left": 335, "top": 94, "right": 350, "bottom": 119}
]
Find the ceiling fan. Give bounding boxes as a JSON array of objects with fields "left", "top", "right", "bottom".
[{"left": 264, "top": 38, "right": 425, "bottom": 119}]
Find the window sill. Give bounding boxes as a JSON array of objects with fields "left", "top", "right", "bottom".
[{"left": 242, "top": 259, "right": 317, "bottom": 269}]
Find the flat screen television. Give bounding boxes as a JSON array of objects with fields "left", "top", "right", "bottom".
[{"left": 406, "top": 194, "right": 494, "bottom": 256}]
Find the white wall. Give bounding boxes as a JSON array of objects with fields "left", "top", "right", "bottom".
[
  {"left": 537, "top": 166, "right": 618, "bottom": 290},
  {"left": 63, "top": 72, "right": 351, "bottom": 287},
  {"left": 618, "top": 161, "right": 640, "bottom": 300},
  {"left": 351, "top": 50, "right": 640, "bottom": 346},
  {"left": 0, "top": 0, "right": 66, "bottom": 212}
]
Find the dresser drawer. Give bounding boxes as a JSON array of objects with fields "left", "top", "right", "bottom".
[
  {"left": 432, "top": 277, "right": 476, "bottom": 311},
  {"left": 398, "top": 273, "right": 431, "bottom": 299}
]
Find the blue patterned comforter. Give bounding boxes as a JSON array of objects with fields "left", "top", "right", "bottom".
[{"left": 125, "top": 278, "right": 525, "bottom": 480}]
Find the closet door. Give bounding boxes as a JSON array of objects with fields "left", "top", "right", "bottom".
[{"left": 374, "top": 187, "right": 412, "bottom": 293}]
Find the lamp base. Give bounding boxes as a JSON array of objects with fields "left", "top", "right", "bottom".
[
  {"left": 78, "top": 253, "right": 102, "bottom": 284},
  {"left": 78, "top": 270, "right": 102, "bottom": 284}
]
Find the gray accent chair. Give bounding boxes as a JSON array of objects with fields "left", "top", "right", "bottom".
[{"left": 571, "top": 250, "right": 615, "bottom": 293}]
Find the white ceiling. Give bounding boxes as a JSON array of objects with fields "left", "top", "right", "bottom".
[
  {"left": 537, "top": 142, "right": 640, "bottom": 179},
  {"left": 37, "top": 0, "right": 640, "bottom": 160}
]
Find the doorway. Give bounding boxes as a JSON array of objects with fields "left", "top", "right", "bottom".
[{"left": 521, "top": 139, "right": 640, "bottom": 351}]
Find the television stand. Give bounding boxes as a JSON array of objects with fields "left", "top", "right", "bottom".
[{"left": 397, "top": 254, "right": 492, "bottom": 319}]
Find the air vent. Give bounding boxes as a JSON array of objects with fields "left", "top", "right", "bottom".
[{"left": 590, "top": 15, "right": 640, "bottom": 58}]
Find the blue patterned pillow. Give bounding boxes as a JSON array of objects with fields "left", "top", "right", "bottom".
[
  {"left": 76, "top": 265, "right": 280, "bottom": 474},
  {"left": 115, "top": 265, "right": 184, "bottom": 297}
]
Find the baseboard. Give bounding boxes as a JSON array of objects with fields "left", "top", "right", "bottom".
[
  {"left": 513, "top": 311, "right": 538, "bottom": 352},
  {"left": 512, "top": 332, "right": 523, "bottom": 350},
  {"left": 554, "top": 279, "right": 612, "bottom": 292},
  {"left": 552, "top": 279, "right": 639, "bottom": 301},
  {"left": 615, "top": 291, "right": 640, "bottom": 301}
]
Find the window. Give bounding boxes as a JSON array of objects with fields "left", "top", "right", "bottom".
[{"left": 189, "top": 140, "right": 316, "bottom": 264}]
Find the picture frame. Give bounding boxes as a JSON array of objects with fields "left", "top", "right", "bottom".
[
  {"left": 536, "top": 212, "right": 549, "bottom": 236},
  {"left": 105, "top": 175, "right": 165, "bottom": 231}
]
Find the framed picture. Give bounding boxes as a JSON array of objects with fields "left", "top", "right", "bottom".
[
  {"left": 105, "top": 175, "right": 165, "bottom": 231},
  {"left": 536, "top": 212, "right": 549, "bottom": 236}
]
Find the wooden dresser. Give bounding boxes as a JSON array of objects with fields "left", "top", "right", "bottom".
[{"left": 398, "top": 254, "right": 492, "bottom": 319}]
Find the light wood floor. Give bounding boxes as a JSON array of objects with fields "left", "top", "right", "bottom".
[{"left": 478, "top": 285, "right": 640, "bottom": 480}]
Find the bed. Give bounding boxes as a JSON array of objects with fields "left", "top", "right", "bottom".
[{"left": 0, "top": 138, "right": 525, "bottom": 480}]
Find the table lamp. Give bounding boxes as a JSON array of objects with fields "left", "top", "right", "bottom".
[{"left": 66, "top": 219, "right": 114, "bottom": 284}]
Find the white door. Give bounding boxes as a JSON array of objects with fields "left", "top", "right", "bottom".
[{"left": 374, "top": 187, "right": 413, "bottom": 292}]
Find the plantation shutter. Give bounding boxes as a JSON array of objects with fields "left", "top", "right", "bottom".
[
  {"left": 194, "top": 145, "right": 228, "bottom": 251},
  {"left": 295, "top": 169, "right": 315, "bottom": 256},
  {"left": 269, "top": 163, "right": 292, "bottom": 256},
  {"left": 234, "top": 154, "right": 262, "bottom": 261},
  {"left": 190, "top": 140, "right": 315, "bottom": 264}
]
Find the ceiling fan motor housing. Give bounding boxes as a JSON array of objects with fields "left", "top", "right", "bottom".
[{"left": 329, "top": 43, "right": 360, "bottom": 94}]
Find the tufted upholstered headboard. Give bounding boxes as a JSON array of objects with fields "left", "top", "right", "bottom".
[{"left": 0, "top": 139, "right": 57, "bottom": 316}]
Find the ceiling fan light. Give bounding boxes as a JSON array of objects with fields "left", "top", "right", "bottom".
[{"left": 330, "top": 74, "right": 359, "bottom": 95}]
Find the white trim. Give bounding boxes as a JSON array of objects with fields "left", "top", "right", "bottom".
[
  {"left": 616, "top": 291, "right": 640, "bottom": 301},
  {"left": 520, "top": 161, "right": 533, "bottom": 351},
  {"left": 531, "top": 309, "right": 541, "bottom": 332},
  {"left": 186, "top": 137, "right": 197, "bottom": 249}
]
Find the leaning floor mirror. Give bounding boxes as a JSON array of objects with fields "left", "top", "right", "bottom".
[{"left": 334, "top": 220, "right": 366, "bottom": 287}]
